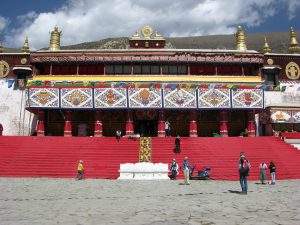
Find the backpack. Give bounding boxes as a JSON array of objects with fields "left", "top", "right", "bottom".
[{"left": 240, "top": 159, "right": 250, "bottom": 175}]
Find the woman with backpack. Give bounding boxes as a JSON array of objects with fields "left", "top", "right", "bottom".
[{"left": 238, "top": 152, "right": 250, "bottom": 194}]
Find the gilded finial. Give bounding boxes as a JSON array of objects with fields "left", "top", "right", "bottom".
[
  {"left": 263, "top": 36, "right": 271, "bottom": 54},
  {"left": 154, "top": 31, "right": 164, "bottom": 40},
  {"left": 49, "top": 25, "right": 62, "bottom": 51},
  {"left": 236, "top": 25, "right": 247, "bottom": 51},
  {"left": 288, "top": 27, "right": 300, "bottom": 54},
  {"left": 22, "top": 37, "right": 30, "bottom": 53},
  {"left": 131, "top": 31, "right": 140, "bottom": 39},
  {"left": 0, "top": 32, "right": 3, "bottom": 53}
]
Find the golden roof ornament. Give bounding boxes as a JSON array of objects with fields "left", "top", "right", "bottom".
[
  {"left": 141, "top": 26, "right": 153, "bottom": 39},
  {"left": 22, "top": 37, "right": 30, "bottom": 53},
  {"left": 49, "top": 25, "right": 62, "bottom": 51},
  {"left": 263, "top": 36, "right": 271, "bottom": 54},
  {"left": 154, "top": 31, "right": 165, "bottom": 40},
  {"left": 131, "top": 31, "right": 140, "bottom": 39},
  {"left": 288, "top": 27, "right": 300, "bottom": 54},
  {"left": 0, "top": 32, "right": 3, "bottom": 53},
  {"left": 235, "top": 25, "right": 247, "bottom": 51}
]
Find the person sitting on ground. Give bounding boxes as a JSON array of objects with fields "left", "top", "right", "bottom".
[
  {"left": 173, "top": 135, "right": 181, "bottom": 153},
  {"left": 76, "top": 160, "right": 84, "bottom": 180},
  {"left": 170, "top": 159, "right": 179, "bottom": 180},
  {"left": 116, "top": 130, "right": 122, "bottom": 142}
]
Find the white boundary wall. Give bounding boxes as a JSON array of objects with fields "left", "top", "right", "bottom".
[{"left": 0, "top": 79, "right": 36, "bottom": 136}]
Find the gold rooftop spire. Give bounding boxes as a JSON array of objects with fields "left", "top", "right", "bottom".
[
  {"left": 22, "top": 36, "right": 30, "bottom": 53},
  {"left": 236, "top": 25, "right": 247, "bottom": 51},
  {"left": 131, "top": 31, "right": 140, "bottom": 39},
  {"left": 288, "top": 27, "right": 300, "bottom": 54},
  {"left": 0, "top": 32, "right": 3, "bottom": 53},
  {"left": 49, "top": 26, "right": 62, "bottom": 51},
  {"left": 263, "top": 36, "right": 271, "bottom": 54}
]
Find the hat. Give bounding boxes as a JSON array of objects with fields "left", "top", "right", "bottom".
[
  {"left": 173, "top": 158, "right": 176, "bottom": 161},
  {"left": 184, "top": 156, "right": 188, "bottom": 160},
  {"left": 79, "top": 160, "right": 83, "bottom": 163}
]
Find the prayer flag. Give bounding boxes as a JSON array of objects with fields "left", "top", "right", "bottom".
[{"left": 7, "top": 80, "right": 15, "bottom": 88}]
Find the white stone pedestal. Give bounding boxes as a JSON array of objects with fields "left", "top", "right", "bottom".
[{"left": 118, "top": 162, "right": 169, "bottom": 180}]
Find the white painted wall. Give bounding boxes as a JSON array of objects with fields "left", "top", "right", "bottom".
[
  {"left": 264, "top": 91, "right": 300, "bottom": 108},
  {"left": 0, "top": 79, "right": 36, "bottom": 136}
]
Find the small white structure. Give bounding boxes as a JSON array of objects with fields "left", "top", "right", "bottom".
[{"left": 118, "top": 162, "right": 169, "bottom": 180}]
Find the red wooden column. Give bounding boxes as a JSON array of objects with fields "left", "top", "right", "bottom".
[
  {"left": 37, "top": 110, "right": 45, "bottom": 136},
  {"left": 158, "top": 110, "right": 165, "bottom": 137},
  {"left": 247, "top": 110, "right": 255, "bottom": 137},
  {"left": 220, "top": 110, "right": 229, "bottom": 137},
  {"left": 94, "top": 110, "right": 103, "bottom": 137},
  {"left": 126, "top": 110, "right": 134, "bottom": 135},
  {"left": 64, "top": 110, "right": 72, "bottom": 137},
  {"left": 189, "top": 110, "right": 198, "bottom": 137}
]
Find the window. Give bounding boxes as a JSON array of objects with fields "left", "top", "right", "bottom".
[
  {"left": 52, "top": 65, "right": 77, "bottom": 75},
  {"left": 190, "top": 65, "right": 215, "bottom": 75},
  {"left": 78, "top": 65, "right": 104, "bottom": 75},
  {"left": 162, "top": 65, "right": 187, "bottom": 75},
  {"left": 133, "top": 64, "right": 161, "bottom": 75},
  {"left": 106, "top": 64, "right": 131, "bottom": 75}
]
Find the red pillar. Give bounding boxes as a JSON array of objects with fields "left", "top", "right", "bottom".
[
  {"left": 158, "top": 110, "right": 165, "bottom": 137},
  {"left": 94, "top": 111, "right": 103, "bottom": 137},
  {"left": 220, "top": 110, "right": 229, "bottom": 137},
  {"left": 37, "top": 110, "right": 45, "bottom": 136},
  {"left": 126, "top": 110, "right": 134, "bottom": 135},
  {"left": 247, "top": 110, "right": 255, "bottom": 137},
  {"left": 189, "top": 111, "right": 198, "bottom": 137},
  {"left": 64, "top": 110, "right": 72, "bottom": 137}
]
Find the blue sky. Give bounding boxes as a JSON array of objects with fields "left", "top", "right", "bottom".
[{"left": 0, "top": 0, "right": 300, "bottom": 50}]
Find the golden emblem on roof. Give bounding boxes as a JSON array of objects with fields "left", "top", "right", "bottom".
[
  {"left": 285, "top": 61, "right": 300, "bottom": 80},
  {"left": 0, "top": 60, "right": 9, "bottom": 78},
  {"left": 141, "top": 26, "right": 153, "bottom": 39}
]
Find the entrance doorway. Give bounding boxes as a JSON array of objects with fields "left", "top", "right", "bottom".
[{"left": 135, "top": 120, "right": 158, "bottom": 137}]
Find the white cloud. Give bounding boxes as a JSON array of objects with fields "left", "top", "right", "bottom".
[
  {"left": 286, "top": 0, "right": 300, "bottom": 20},
  {"left": 4, "top": 0, "right": 283, "bottom": 50},
  {"left": 0, "top": 16, "right": 9, "bottom": 31}
]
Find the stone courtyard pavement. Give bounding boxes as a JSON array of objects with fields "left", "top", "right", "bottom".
[{"left": 0, "top": 178, "right": 299, "bottom": 225}]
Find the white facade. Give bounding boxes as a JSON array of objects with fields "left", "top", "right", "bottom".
[{"left": 0, "top": 79, "right": 36, "bottom": 136}]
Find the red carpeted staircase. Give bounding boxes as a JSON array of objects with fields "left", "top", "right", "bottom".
[
  {"left": 1, "top": 136, "right": 300, "bottom": 180},
  {"left": 152, "top": 137, "right": 300, "bottom": 180},
  {"left": 0, "top": 136, "right": 139, "bottom": 179}
]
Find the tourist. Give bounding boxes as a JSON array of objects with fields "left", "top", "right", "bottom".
[
  {"left": 238, "top": 152, "right": 251, "bottom": 194},
  {"left": 116, "top": 130, "right": 122, "bottom": 142},
  {"left": 170, "top": 159, "right": 179, "bottom": 180},
  {"left": 259, "top": 162, "right": 268, "bottom": 184},
  {"left": 269, "top": 161, "right": 276, "bottom": 185},
  {"left": 165, "top": 120, "right": 170, "bottom": 137},
  {"left": 182, "top": 156, "right": 190, "bottom": 185},
  {"left": 0, "top": 123, "right": 3, "bottom": 136},
  {"left": 174, "top": 135, "right": 181, "bottom": 153},
  {"left": 76, "top": 160, "right": 84, "bottom": 180}
]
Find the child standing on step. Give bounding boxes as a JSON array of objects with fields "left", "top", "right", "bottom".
[{"left": 76, "top": 160, "right": 84, "bottom": 180}]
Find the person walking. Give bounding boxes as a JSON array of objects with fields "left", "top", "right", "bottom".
[
  {"left": 116, "top": 130, "right": 122, "bottom": 142},
  {"left": 76, "top": 160, "right": 84, "bottom": 180},
  {"left": 182, "top": 156, "right": 190, "bottom": 185},
  {"left": 269, "top": 161, "right": 276, "bottom": 185},
  {"left": 170, "top": 159, "right": 179, "bottom": 180},
  {"left": 165, "top": 120, "right": 171, "bottom": 137},
  {"left": 259, "top": 162, "right": 268, "bottom": 184},
  {"left": 238, "top": 152, "right": 251, "bottom": 194},
  {"left": 173, "top": 135, "right": 181, "bottom": 153},
  {"left": 0, "top": 123, "right": 3, "bottom": 136}
]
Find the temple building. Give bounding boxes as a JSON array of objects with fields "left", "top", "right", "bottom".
[{"left": 0, "top": 25, "right": 299, "bottom": 137}]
